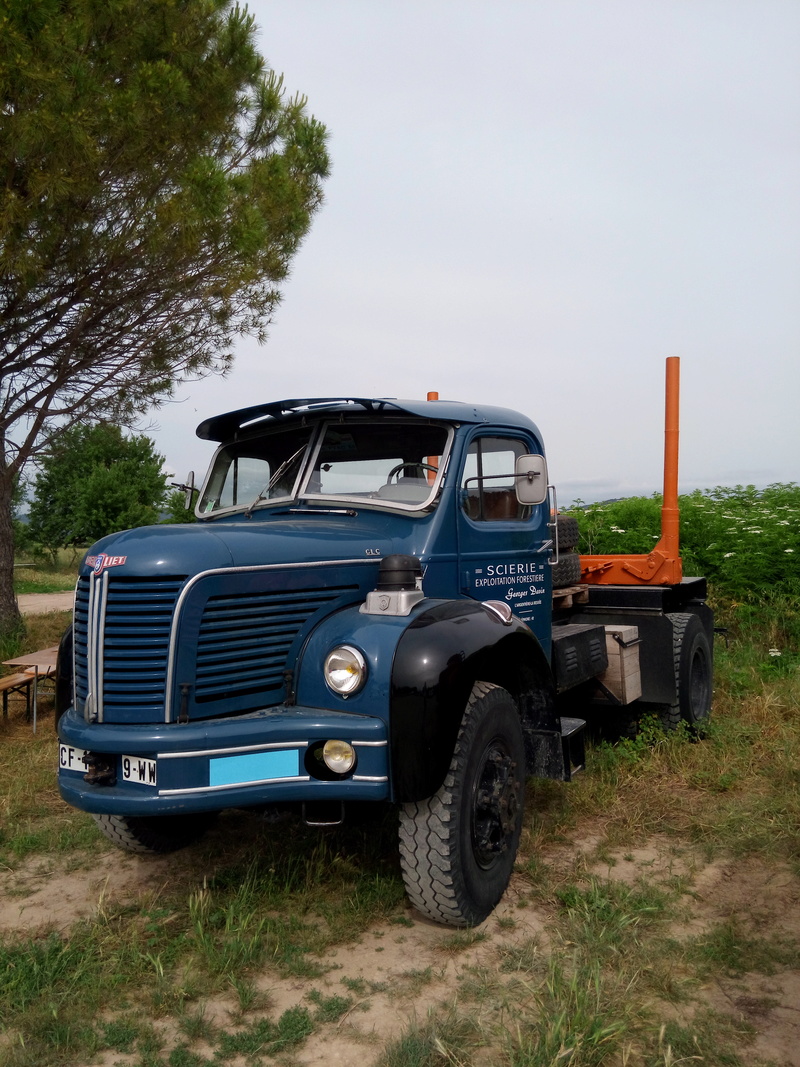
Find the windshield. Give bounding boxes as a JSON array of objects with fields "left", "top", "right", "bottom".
[
  {"left": 198, "top": 424, "right": 315, "bottom": 515},
  {"left": 198, "top": 419, "right": 451, "bottom": 516},
  {"left": 300, "top": 421, "right": 450, "bottom": 508}
]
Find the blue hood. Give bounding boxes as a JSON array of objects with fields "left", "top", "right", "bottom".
[{"left": 80, "top": 510, "right": 437, "bottom": 579}]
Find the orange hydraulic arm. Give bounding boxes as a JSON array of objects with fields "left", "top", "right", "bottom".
[{"left": 580, "top": 357, "right": 683, "bottom": 586}]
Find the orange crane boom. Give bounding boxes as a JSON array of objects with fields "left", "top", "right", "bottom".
[{"left": 580, "top": 356, "right": 683, "bottom": 586}]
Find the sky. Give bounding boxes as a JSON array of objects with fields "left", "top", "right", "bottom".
[{"left": 151, "top": 1, "right": 800, "bottom": 505}]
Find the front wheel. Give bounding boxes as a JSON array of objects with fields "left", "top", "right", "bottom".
[
  {"left": 398, "top": 682, "right": 526, "bottom": 927},
  {"left": 92, "top": 812, "right": 218, "bottom": 854}
]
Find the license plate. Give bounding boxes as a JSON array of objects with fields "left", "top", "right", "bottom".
[
  {"left": 209, "top": 748, "right": 299, "bottom": 787},
  {"left": 59, "top": 744, "right": 90, "bottom": 773},
  {"left": 122, "top": 755, "right": 157, "bottom": 786}
]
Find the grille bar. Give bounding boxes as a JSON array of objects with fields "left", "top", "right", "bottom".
[
  {"left": 194, "top": 586, "right": 358, "bottom": 702},
  {"left": 75, "top": 575, "right": 187, "bottom": 722}
]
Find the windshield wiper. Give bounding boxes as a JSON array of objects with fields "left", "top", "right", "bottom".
[
  {"left": 288, "top": 507, "right": 358, "bottom": 516},
  {"left": 244, "top": 446, "right": 307, "bottom": 518}
]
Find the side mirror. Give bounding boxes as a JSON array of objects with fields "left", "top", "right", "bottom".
[
  {"left": 169, "top": 471, "right": 196, "bottom": 510},
  {"left": 515, "top": 454, "right": 548, "bottom": 505},
  {"left": 183, "top": 471, "right": 195, "bottom": 511}
]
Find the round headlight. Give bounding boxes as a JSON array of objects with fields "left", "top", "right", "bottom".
[
  {"left": 324, "top": 645, "right": 367, "bottom": 695},
  {"left": 322, "top": 739, "right": 356, "bottom": 774}
]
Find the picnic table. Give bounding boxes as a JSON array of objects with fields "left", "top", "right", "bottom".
[{"left": 2, "top": 645, "right": 59, "bottom": 733}]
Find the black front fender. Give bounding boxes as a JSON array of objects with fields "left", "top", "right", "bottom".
[
  {"left": 54, "top": 623, "right": 73, "bottom": 729},
  {"left": 390, "top": 600, "right": 558, "bottom": 802}
]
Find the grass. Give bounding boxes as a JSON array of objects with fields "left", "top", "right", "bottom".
[
  {"left": 507, "top": 958, "right": 629, "bottom": 1066},
  {"left": 13, "top": 548, "right": 79, "bottom": 595},
  {"left": 1, "top": 589, "right": 798, "bottom": 1065},
  {"left": 0, "top": 609, "right": 72, "bottom": 675},
  {"left": 375, "top": 1009, "right": 479, "bottom": 1067}
]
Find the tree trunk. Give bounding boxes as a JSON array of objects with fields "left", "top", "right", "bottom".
[{"left": 0, "top": 463, "right": 23, "bottom": 639}]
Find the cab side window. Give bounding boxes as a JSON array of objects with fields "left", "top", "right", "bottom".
[{"left": 461, "top": 437, "right": 531, "bottom": 522}]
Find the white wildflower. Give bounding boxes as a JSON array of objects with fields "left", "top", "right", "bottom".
[
  {"left": 769, "top": 648, "right": 781, "bottom": 658},
  {"left": 785, "top": 549, "right": 795, "bottom": 553},
  {"left": 723, "top": 552, "right": 735, "bottom": 558}
]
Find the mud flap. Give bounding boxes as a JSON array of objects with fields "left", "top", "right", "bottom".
[
  {"left": 528, "top": 716, "right": 585, "bottom": 781},
  {"left": 560, "top": 717, "right": 586, "bottom": 780}
]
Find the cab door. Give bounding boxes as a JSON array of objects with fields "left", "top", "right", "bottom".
[{"left": 456, "top": 432, "right": 552, "bottom": 654}]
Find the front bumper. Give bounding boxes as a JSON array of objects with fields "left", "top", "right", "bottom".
[{"left": 57, "top": 704, "right": 389, "bottom": 815}]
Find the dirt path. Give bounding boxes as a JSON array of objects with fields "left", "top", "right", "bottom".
[{"left": 17, "top": 591, "right": 74, "bottom": 615}]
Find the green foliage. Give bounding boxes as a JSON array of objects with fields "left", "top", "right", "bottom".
[
  {"left": 12, "top": 548, "right": 78, "bottom": 593},
  {"left": 0, "top": 0, "right": 328, "bottom": 632},
  {"left": 376, "top": 1010, "right": 478, "bottom": 1067},
  {"left": 645, "top": 1015, "right": 750, "bottom": 1067},
  {"left": 306, "top": 988, "right": 353, "bottom": 1023},
  {"left": 10, "top": 475, "right": 28, "bottom": 548},
  {"left": 162, "top": 489, "right": 197, "bottom": 524},
  {"left": 555, "top": 878, "right": 668, "bottom": 955},
  {"left": 0, "top": 0, "right": 328, "bottom": 431},
  {"left": 682, "top": 484, "right": 800, "bottom": 594},
  {"left": 571, "top": 494, "right": 663, "bottom": 555},
  {"left": 214, "top": 1007, "right": 313, "bottom": 1058},
  {"left": 508, "top": 958, "right": 627, "bottom": 1066},
  {"left": 570, "top": 482, "right": 800, "bottom": 596},
  {"left": 26, "top": 423, "right": 168, "bottom": 555},
  {"left": 98, "top": 1018, "right": 140, "bottom": 1054},
  {"left": 687, "top": 918, "right": 800, "bottom": 977},
  {"left": 0, "top": 934, "right": 92, "bottom": 1018}
]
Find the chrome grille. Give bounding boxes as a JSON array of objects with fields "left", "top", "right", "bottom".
[
  {"left": 75, "top": 575, "right": 186, "bottom": 721},
  {"left": 195, "top": 586, "right": 358, "bottom": 701}
]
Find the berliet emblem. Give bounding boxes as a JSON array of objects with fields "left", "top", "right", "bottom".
[{"left": 85, "top": 553, "right": 127, "bottom": 574}]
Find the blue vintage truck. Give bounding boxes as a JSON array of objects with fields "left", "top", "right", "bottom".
[{"left": 57, "top": 366, "right": 713, "bottom": 926}]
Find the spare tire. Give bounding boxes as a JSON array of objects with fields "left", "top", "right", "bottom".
[
  {"left": 556, "top": 514, "right": 580, "bottom": 551},
  {"left": 552, "top": 550, "right": 582, "bottom": 588}
]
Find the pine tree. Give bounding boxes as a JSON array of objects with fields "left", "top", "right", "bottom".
[{"left": 0, "top": 0, "right": 329, "bottom": 633}]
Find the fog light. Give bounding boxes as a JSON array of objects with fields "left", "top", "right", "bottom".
[
  {"left": 324, "top": 645, "right": 366, "bottom": 695},
  {"left": 322, "top": 739, "right": 356, "bottom": 774}
]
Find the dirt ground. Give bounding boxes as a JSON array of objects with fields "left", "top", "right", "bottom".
[
  {"left": 2, "top": 824, "right": 799, "bottom": 1066},
  {"left": 16, "top": 592, "right": 74, "bottom": 615}
]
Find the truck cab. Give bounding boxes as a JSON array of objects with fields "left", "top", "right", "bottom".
[{"left": 57, "top": 393, "right": 712, "bottom": 927}]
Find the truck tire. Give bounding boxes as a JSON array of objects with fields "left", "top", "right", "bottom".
[
  {"left": 552, "top": 550, "right": 582, "bottom": 588},
  {"left": 556, "top": 514, "right": 580, "bottom": 550},
  {"left": 659, "top": 613, "right": 713, "bottom": 732},
  {"left": 92, "top": 812, "right": 217, "bottom": 854},
  {"left": 398, "top": 681, "right": 525, "bottom": 927}
]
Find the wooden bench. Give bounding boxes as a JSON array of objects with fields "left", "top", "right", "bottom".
[{"left": 1, "top": 672, "right": 34, "bottom": 719}]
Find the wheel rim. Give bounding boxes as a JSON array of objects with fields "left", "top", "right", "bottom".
[{"left": 471, "top": 739, "right": 521, "bottom": 870}]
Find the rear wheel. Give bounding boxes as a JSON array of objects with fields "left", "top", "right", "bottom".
[
  {"left": 92, "top": 812, "right": 217, "bottom": 854},
  {"left": 660, "top": 613, "right": 712, "bottom": 731},
  {"left": 398, "top": 682, "right": 525, "bottom": 927}
]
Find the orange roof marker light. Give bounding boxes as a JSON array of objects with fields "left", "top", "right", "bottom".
[{"left": 580, "top": 357, "right": 683, "bottom": 586}]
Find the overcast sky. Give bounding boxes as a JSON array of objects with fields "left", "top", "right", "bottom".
[{"left": 151, "top": 1, "right": 800, "bottom": 505}]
